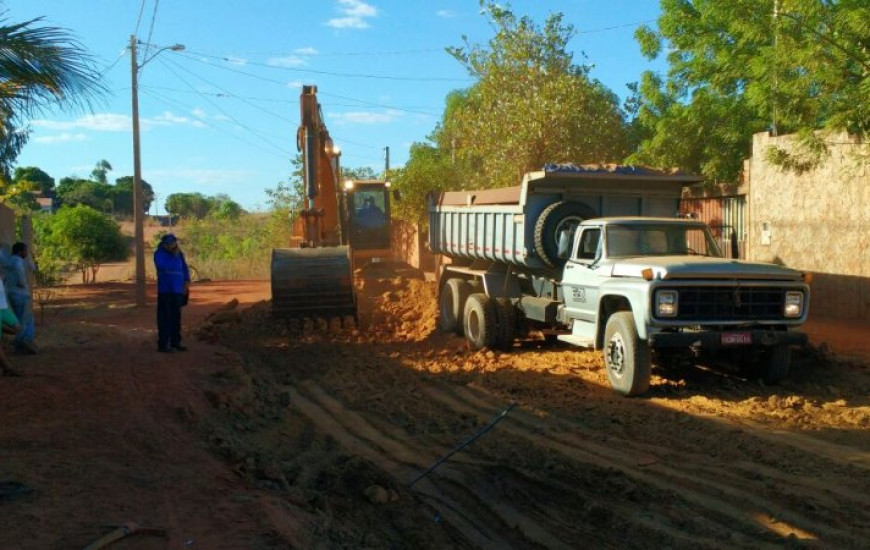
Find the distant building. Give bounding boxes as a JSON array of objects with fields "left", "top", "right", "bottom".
[{"left": 36, "top": 197, "right": 54, "bottom": 213}]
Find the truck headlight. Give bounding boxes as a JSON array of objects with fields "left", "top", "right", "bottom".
[
  {"left": 784, "top": 291, "right": 804, "bottom": 318},
  {"left": 656, "top": 290, "right": 678, "bottom": 317}
]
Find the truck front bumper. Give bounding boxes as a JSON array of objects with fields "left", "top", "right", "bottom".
[{"left": 647, "top": 329, "right": 807, "bottom": 350}]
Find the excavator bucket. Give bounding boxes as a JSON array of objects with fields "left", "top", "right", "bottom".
[{"left": 271, "top": 246, "right": 357, "bottom": 323}]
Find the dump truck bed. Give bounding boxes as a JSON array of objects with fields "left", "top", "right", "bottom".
[{"left": 428, "top": 164, "right": 702, "bottom": 269}]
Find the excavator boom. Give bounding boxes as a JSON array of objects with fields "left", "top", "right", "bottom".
[{"left": 270, "top": 85, "right": 357, "bottom": 322}]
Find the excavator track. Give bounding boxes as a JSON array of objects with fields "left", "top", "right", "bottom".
[{"left": 271, "top": 247, "right": 357, "bottom": 323}]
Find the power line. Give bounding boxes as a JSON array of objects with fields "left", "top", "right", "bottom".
[
  {"left": 180, "top": 49, "right": 471, "bottom": 83},
  {"left": 139, "top": 84, "right": 441, "bottom": 116},
  {"left": 154, "top": 58, "right": 292, "bottom": 157},
  {"left": 133, "top": 0, "right": 147, "bottom": 36},
  {"left": 576, "top": 20, "right": 655, "bottom": 34},
  {"left": 205, "top": 47, "right": 446, "bottom": 58},
  {"left": 159, "top": 57, "right": 297, "bottom": 126},
  {"left": 140, "top": 87, "right": 292, "bottom": 159},
  {"left": 143, "top": 0, "right": 160, "bottom": 59}
]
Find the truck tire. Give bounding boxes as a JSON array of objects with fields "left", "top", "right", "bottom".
[
  {"left": 464, "top": 293, "right": 498, "bottom": 350},
  {"left": 603, "top": 312, "right": 651, "bottom": 396},
  {"left": 756, "top": 345, "right": 792, "bottom": 384},
  {"left": 439, "top": 278, "right": 472, "bottom": 335},
  {"left": 534, "top": 201, "right": 596, "bottom": 268},
  {"left": 494, "top": 297, "right": 517, "bottom": 350}
]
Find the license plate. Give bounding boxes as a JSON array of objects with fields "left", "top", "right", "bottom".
[{"left": 721, "top": 332, "right": 752, "bottom": 345}]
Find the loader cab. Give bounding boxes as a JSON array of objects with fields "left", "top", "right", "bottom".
[{"left": 343, "top": 180, "right": 392, "bottom": 258}]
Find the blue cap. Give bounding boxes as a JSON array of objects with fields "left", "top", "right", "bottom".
[{"left": 161, "top": 233, "right": 177, "bottom": 244}]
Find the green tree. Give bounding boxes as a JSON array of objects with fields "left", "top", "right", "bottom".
[
  {"left": 630, "top": 0, "right": 870, "bottom": 182},
  {"left": 113, "top": 176, "right": 153, "bottom": 216},
  {"left": 392, "top": 142, "right": 460, "bottom": 224},
  {"left": 342, "top": 166, "right": 378, "bottom": 181},
  {"left": 443, "top": 1, "right": 630, "bottom": 189},
  {"left": 165, "top": 192, "right": 216, "bottom": 219},
  {"left": 90, "top": 159, "right": 112, "bottom": 184},
  {"left": 56, "top": 177, "right": 113, "bottom": 211},
  {"left": 0, "top": 16, "right": 104, "bottom": 184},
  {"left": 13, "top": 166, "right": 54, "bottom": 196},
  {"left": 7, "top": 165, "right": 53, "bottom": 211},
  {"left": 35, "top": 204, "right": 127, "bottom": 283}
]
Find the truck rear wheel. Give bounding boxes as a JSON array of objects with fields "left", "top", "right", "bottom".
[
  {"left": 494, "top": 297, "right": 517, "bottom": 350},
  {"left": 603, "top": 312, "right": 651, "bottom": 396},
  {"left": 533, "top": 201, "right": 596, "bottom": 268},
  {"left": 755, "top": 345, "right": 792, "bottom": 384},
  {"left": 439, "top": 278, "right": 472, "bottom": 335},
  {"left": 464, "top": 293, "right": 498, "bottom": 350}
]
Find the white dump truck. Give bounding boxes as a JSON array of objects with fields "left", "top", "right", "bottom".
[{"left": 428, "top": 165, "right": 810, "bottom": 396}]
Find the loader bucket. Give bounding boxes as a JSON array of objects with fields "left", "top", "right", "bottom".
[{"left": 271, "top": 246, "right": 357, "bottom": 322}]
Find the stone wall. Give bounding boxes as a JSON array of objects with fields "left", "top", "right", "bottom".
[{"left": 746, "top": 132, "right": 870, "bottom": 319}]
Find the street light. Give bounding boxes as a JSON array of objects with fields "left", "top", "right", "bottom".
[{"left": 130, "top": 36, "right": 184, "bottom": 307}]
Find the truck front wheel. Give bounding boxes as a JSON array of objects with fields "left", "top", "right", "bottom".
[
  {"left": 439, "top": 278, "right": 472, "bottom": 335},
  {"left": 603, "top": 312, "right": 651, "bottom": 396},
  {"left": 755, "top": 345, "right": 792, "bottom": 384},
  {"left": 464, "top": 293, "right": 498, "bottom": 350}
]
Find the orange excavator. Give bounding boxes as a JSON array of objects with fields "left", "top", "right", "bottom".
[{"left": 270, "top": 85, "right": 392, "bottom": 323}]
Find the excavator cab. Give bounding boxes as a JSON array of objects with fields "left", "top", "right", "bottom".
[{"left": 344, "top": 180, "right": 392, "bottom": 262}]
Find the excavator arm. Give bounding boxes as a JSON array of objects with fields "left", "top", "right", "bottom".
[
  {"left": 296, "top": 85, "right": 342, "bottom": 247},
  {"left": 271, "top": 85, "right": 357, "bottom": 323}
]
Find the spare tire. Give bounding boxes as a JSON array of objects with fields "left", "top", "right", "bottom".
[{"left": 533, "top": 201, "right": 596, "bottom": 268}]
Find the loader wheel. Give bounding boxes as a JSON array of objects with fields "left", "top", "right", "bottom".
[
  {"left": 533, "top": 201, "right": 596, "bottom": 268},
  {"left": 754, "top": 345, "right": 792, "bottom": 384},
  {"left": 439, "top": 278, "right": 472, "bottom": 335},
  {"left": 603, "top": 312, "right": 651, "bottom": 396},
  {"left": 494, "top": 297, "right": 517, "bottom": 351},
  {"left": 464, "top": 293, "right": 498, "bottom": 350}
]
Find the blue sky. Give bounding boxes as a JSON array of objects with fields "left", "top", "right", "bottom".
[{"left": 6, "top": 1, "right": 664, "bottom": 213}]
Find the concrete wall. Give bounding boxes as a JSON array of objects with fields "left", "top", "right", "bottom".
[
  {"left": 746, "top": 132, "right": 870, "bottom": 319},
  {"left": 391, "top": 219, "right": 439, "bottom": 273}
]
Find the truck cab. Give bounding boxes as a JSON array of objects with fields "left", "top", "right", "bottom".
[{"left": 557, "top": 218, "right": 809, "bottom": 394}]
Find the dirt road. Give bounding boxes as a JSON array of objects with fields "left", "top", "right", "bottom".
[{"left": 1, "top": 266, "right": 869, "bottom": 548}]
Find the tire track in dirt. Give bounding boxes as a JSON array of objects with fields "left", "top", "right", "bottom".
[
  {"left": 288, "top": 379, "right": 634, "bottom": 549},
  {"left": 422, "top": 382, "right": 870, "bottom": 548},
  {"left": 284, "top": 384, "right": 524, "bottom": 549},
  {"left": 290, "top": 380, "right": 734, "bottom": 549}
]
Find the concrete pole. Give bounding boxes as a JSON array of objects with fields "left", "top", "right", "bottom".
[{"left": 131, "top": 35, "right": 146, "bottom": 307}]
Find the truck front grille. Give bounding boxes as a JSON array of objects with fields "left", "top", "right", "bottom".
[{"left": 666, "top": 286, "right": 786, "bottom": 322}]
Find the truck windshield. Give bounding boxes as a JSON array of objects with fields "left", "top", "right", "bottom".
[{"left": 605, "top": 224, "right": 723, "bottom": 258}]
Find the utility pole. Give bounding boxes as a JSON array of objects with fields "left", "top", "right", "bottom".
[
  {"left": 130, "top": 36, "right": 184, "bottom": 308},
  {"left": 131, "top": 35, "right": 146, "bottom": 307},
  {"left": 384, "top": 146, "right": 390, "bottom": 178}
]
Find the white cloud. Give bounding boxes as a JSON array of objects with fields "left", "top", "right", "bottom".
[
  {"left": 286, "top": 81, "right": 304, "bottom": 90},
  {"left": 267, "top": 56, "right": 307, "bottom": 68},
  {"left": 225, "top": 56, "right": 247, "bottom": 66},
  {"left": 436, "top": 10, "right": 455, "bottom": 18},
  {"left": 331, "top": 109, "right": 402, "bottom": 125},
  {"left": 295, "top": 47, "right": 318, "bottom": 55},
  {"left": 33, "top": 133, "right": 88, "bottom": 144},
  {"left": 30, "top": 111, "right": 205, "bottom": 132},
  {"left": 32, "top": 113, "right": 130, "bottom": 132},
  {"left": 191, "top": 107, "right": 207, "bottom": 118},
  {"left": 326, "top": 0, "right": 377, "bottom": 29},
  {"left": 147, "top": 168, "right": 256, "bottom": 187}
]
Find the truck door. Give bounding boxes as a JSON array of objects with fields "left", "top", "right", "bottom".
[{"left": 561, "top": 226, "right": 602, "bottom": 323}]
